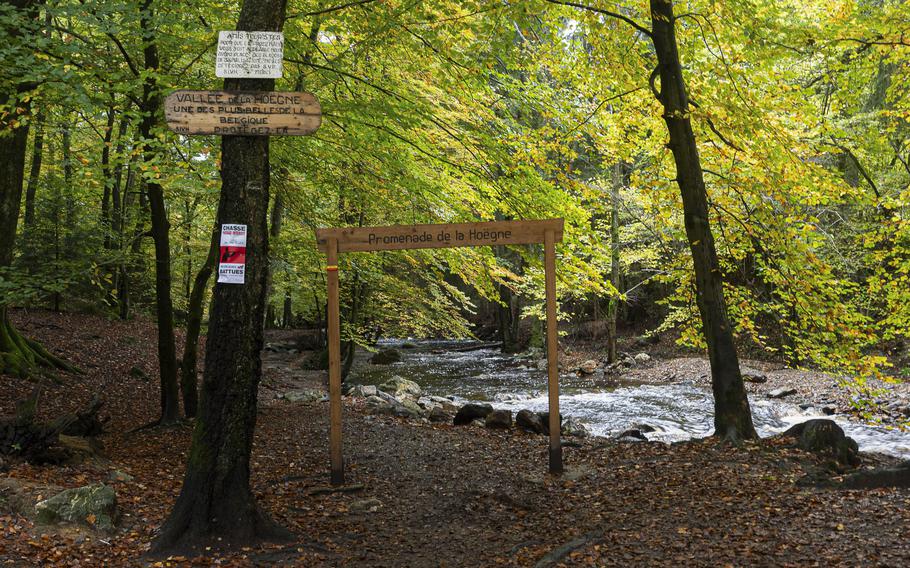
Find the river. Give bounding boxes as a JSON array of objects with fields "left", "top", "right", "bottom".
[{"left": 349, "top": 340, "right": 910, "bottom": 459}]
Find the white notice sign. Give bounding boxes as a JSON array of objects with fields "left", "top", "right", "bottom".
[
  {"left": 218, "top": 224, "right": 247, "bottom": 284},
  {"left": 216, "top": 31, "right": 284, "bottom": 79}
]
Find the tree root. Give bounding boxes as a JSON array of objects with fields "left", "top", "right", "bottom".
[{"left": 0, "top": 311, "right": 80, "bottom": 378}]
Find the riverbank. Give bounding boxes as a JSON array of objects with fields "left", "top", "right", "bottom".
[{"left": 2, "top": 312, "right": 910, "bottom": 566}]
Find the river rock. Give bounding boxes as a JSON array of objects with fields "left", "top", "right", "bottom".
[
  {"left": 36, "top": 483, "right": 118, "bottom": 531},
  {"left": 561, "top": 417, "right": 590, "bottom": 437},
  {"left": 537, "top": 411, "right": 562, "bottom": 435},
  {"left": 634, "top": 353, "right": 651, "bottom": 363},
  {"left": 617, "top": 429, "right": 648, "bottom": 442},
  {"left": 768, "top": 387, "right": 798, "bottom": 399},
  {"left": 742, "top": 372, "right": 768, "bottom": 383},
  {"left": 379, "top": 376, "right": 422, "bottom": 399},
  {"left": 578, "top": 360, "right": 598, "bottom": 375},
  {"left": 631, "top": 423, "right": 656, "bottom": 434},
  {"left": 355, "top": 385, "right": 378, "bottom": 398},
  {"left": 485, "top": 409, "right": 512, "bottom": 429},
  {"left": 370, "top": 348, "right": 401, "bottom": 365},
  {"left": 280, "top": 389, "right": 325, "bottom": 403},
  {"left": 780, "top": 419, "right": 859, "bottom": 466},
  {"left": 454, "top": 403, "right": 494, "bottom": 425},
  {"left": 428, "top": 407, "right": 451, "bottom": 423},
  {"left": 516, "top": 409, "right": 545, "bottom": 434}
]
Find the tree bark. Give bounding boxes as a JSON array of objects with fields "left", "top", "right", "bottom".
[
  {"left": 649, "top": 0, "right": 756, "bottom": 440},
  {"left": 152, "top": 0, "right": 290, "bottom": 552},
  {"left": 100, "top": 103, "right": 117, "bottom": 249},
  {"left": 605, "top": 162, "right": 622, "bottom": 364},
  {"left": 137, "top": 0, "right": 179, "bottom": 424},
  {"left": 179, "top": 223, "right": 219, "bottom": 418},
  {"left": 23, "top": 109, "right": 44, "bottom": 228}
]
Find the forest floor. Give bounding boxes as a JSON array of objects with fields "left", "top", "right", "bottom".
[{"left": 2, "top": 310, "right": 910, "bottom": 566}]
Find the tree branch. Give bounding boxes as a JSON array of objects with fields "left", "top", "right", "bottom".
[
  {"left": 286, "top": 0, "right": 377, "bottom": 20},
  {"left": 544, "top": 0, "right": 652, "bottom": 38}
]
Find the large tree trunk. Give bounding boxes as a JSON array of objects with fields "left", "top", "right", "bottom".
[
  {"left": 138, "top": 0, "right": 179, "bottom": 424},
  {"left": 179, "top": 223, "right": 219, "bottom": 418},
  {"left": 649, "top": 0, "right": 756, "bottom": 440},
  {"left": 152, "top": 0, "right": 290, "bottom": 552}
]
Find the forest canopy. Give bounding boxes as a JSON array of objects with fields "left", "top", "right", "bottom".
[{"left": 1, "top": 0, "right": 908, "bottom": 400}]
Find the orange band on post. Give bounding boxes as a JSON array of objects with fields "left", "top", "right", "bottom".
[{"left": 326, "top": 265, "right": 338, "bottom": 272}]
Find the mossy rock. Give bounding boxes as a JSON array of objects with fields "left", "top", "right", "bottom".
[
  {"left": 370, "top": 348, "right": 401, "bottom": 365},
  {"left": 35, "top": 483, "right": 118, "bottom": 531}
]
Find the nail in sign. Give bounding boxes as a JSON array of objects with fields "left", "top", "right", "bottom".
[
  {"left": 218, "top": 224, "right": 247, "bottom": 284},
  {"left": 216, "top": 31, "right": 284, "bottom": 79}
]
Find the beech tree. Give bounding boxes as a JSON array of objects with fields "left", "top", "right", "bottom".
[{"left": 152, "top": 0, "right": 292, "bottom": 551}]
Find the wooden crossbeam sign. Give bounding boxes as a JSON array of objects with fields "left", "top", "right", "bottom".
[
  {"left": 164, "top": 90, "right": 321, "bottom": 136},
  {"left": 316, "top": 218, "right": 564, "bottom": 253},
  {"left": 318, "top": 218, "right": 565, "bottom": 486}
]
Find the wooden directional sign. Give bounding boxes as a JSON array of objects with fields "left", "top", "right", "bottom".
[
  {"left": 164, "top": 90, "right": 321, "bottom": 136},
  {"left": 316, "top": 219, "right": 564, "bottom": 253},
  {"left": 318, "top": 217, "right": 566, "bottom": 485}
]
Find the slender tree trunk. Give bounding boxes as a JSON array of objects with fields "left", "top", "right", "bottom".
[
  {"left": 650, "top": 0, "right": 755, "bottom": 440},
  {"left": 152, "top": 0, "right": 291, "bottom": 552},
  {"left": 179, "top": 223, "right": 219, "bottom": 418},
  {"left": 100, "top": 103, "right": 117, "bottom": 249},
  {"left": 605, "top": 163, "right": 622, "bottom": 363},
  {"left": 138, "top": 0, "right": 179, "bottom": 424},
  {"left": 23, "top": 109, "right": 44, "bottom": 227}
]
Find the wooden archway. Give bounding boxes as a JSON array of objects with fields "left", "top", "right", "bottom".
[{"left": 316, "top": 218, "right": 564, "bottom": 485}]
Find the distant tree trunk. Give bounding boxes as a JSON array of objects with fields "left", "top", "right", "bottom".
[
  {"left": 152, "top": 0, "right": 291, "bottom": 552},
  {"left": 282, "top": 292, "right": 292, "bottom": 328},
  {"left": 23, "top": 109, "right": 44, "bottom": 227},
  {"left": 100, "top": 103, "right": 117, "bottom": 249},
  {"left": 605, "top": 162, "right": 622, "bottom": 363},
  {"left": 179, "top": 223, "right": 219, "bottom": 418},
  {"left": 138, "top": 0, "right": 179, "bottom": 424},
  {"left": 650, "top": 0, "right": 756, "bottom": 440}
]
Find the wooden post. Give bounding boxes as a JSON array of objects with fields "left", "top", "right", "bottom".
[
  {"left": 544, "top": 228, "right": 563, "bottom": 474},
  {"left": 326, "top": 237, "right": 344, "bottom": 485}
]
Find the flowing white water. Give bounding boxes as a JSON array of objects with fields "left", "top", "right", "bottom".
[{"left": 350, "top": 341, "right": 910, "bottom": 459}]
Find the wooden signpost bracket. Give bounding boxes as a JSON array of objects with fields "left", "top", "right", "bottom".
[{"left": 317, "top": 218, "right": 565, "bottom": 485}]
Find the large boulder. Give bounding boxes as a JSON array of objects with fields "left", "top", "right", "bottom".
[
  {"left": 379, "top": 376, "right": 422, "bottom": 399},
  {"left": 515, "top": 409, "right": 545, "bottom": 434},
  {"left": 485, "top": 409, "right": 512, "bottom": 429},
  {"left": 454, "top": 403, "right": 493, "bottom": 425},
  {"left": 35, "top": 484, "right": 118, "bottom": 531},
  {"left": 780, "top": 419, "right": 859, "bottom": 466},
  {"left": 370, "top": 348, "right": 401, "bottom": 365}
]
